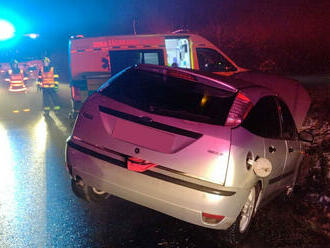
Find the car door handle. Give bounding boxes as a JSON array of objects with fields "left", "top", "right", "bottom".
[
  {"left": 269, "top": 146, "right": 276, "bottom": 153},
  {"left": 288, "top": 147, "right": 294, "bottom": 153}
]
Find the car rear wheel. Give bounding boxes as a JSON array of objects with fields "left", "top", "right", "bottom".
[{"left": 223, "top": 184, "right": 260, "bottom": 247}]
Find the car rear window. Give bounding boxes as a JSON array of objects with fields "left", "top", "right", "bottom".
[{"left": 99, "top": 69, "right": 235, "bottom": 125}]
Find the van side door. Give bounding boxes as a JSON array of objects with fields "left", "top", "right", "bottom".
[{"left": 165, "top": 38, "right": 192, "bottom": 68}]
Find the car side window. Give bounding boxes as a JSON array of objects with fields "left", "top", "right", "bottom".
[
  {"left": 276, "top": 98, "right": 298, "bottom": 140},
  {"left": 242, "top": 96, "right": 281, "bottom": 139}
]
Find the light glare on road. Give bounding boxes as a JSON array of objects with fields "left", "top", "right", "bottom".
[{"left": 0, "top": 123, "right": 16, "bottom": 220}]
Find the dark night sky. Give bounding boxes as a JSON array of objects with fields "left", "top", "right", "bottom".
[
  {"left": 3, "top": 0, "right": 329, "bottom": 38},
  {"left": 1, "top": 0, "right": 330, "bottom": 73}
]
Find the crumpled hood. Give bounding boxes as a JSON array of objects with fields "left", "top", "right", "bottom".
[{"left": 232, "top": 71, "right": 311, "bottom": 131}]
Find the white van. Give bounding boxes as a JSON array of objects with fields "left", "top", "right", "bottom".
[{"left": 69, "top": 32, "right": 246, "bottom": 115}]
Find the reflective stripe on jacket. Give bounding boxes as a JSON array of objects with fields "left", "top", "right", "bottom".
[{"left": 40, "top": 67, "right": 56, "bottom": 88}]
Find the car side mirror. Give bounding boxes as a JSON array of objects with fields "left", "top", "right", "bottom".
[{"left": 298, "top": 130, "right": 314, "bottom": 143}]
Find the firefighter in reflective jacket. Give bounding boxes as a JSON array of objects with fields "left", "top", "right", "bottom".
[
  {"left": 7, "top": 59, "right": 27, "bottom": 92},
  {"left": 38, "top": 57, "right": 60, "bottom": 115}
]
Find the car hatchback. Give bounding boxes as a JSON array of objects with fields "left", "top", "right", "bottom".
[{"left": 65, "top": 64, "right": 312, "bottom": 245}]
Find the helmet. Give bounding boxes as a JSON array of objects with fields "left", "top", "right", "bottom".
[
  {"left": 43, "top": 57, "right": 50, "bottom": 66},
  {"left": 10, "top": 59, "right": 18, "bottom": 66}
]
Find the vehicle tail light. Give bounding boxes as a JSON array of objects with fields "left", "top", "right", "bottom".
[
  {"left": 167, "top": 70, "right": 197, "bottom": 82},
  {"left": 225, "top": 92, "right": 253, "bottom": 127},
  {"left": 202, "top": 212, "right": 225, "bottom": 224},
  {"left": 127, "top": 157, "right": 157, "bottom": 172},
  {"left": 71, "top": 86, "right": 81, "bottom": 101}
]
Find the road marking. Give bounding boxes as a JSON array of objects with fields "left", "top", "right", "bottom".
[
  {"left": 49, "top": 111, "right": 69, "bottom": 136},
  {"left": 11, "top": 108, "right": 32, "bottom": 114}
]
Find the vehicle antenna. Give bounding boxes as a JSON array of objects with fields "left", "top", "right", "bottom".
[{"left": 133, "top": 18, "right": 137, "bottom": 35}]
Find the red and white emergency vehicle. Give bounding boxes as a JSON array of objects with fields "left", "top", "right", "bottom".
[
  {"left": 69, "top": 32, "right": 246, "bottom": 115},
  {"left": 1, "top": 60, "right": 43, "bottom": 84},
  {"left": 6, "top": 68, "right": 28, "bottom": 92}
]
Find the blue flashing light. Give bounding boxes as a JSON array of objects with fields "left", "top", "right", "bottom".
[
  {"left": 26, "top": 33, "right": 39, "bottom": 39},
  {"left": 0, "top": 20, "right": 15, "bottom": 40},
  {"left": 0, "top": 7, "right": 30, "bottom": 48}
]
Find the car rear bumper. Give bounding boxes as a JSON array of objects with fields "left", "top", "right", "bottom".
[
  {"left": 9, "top": 85, "right": 27, "bottom": 92},
  {"left": 66, "top": 139, "right": 249, "bottom": 230}
]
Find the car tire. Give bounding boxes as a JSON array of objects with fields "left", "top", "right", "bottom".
[
  {"left": 71, "top": 178, "right": 88, "bottom": 201},
  {"left": 223, "top": 184, "right": 260, "bottom": 247},
  {"left": 85, "top": 186, "right": 110, "bottom": 203}
]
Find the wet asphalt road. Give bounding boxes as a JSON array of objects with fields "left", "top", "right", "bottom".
[{"left": 1, "top": 77, "right": 326, "bottom": 248}]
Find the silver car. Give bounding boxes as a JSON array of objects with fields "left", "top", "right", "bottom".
[{"left": 65, "top": 64, "right": 312, "bottom": 245}]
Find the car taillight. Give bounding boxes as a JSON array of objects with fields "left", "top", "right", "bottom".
[
  {"left": 225, "top": 92, "right": 253, "bottom": 127},
  {"left": 167, "top": 70, "right": 197, "bottom": 82},
  {"left": 127, "top": 157, "right": 157, "bottom": 172},
  {"left": 71, "top": 86, "right": 81, "bottom": 101}
]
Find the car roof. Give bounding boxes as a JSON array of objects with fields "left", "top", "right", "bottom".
[
  {"left": 134, "top": 64, "right": 270, "bottom": 94},
  {"left": 187, "top": 69, "right": 266, "bottom": 90}
]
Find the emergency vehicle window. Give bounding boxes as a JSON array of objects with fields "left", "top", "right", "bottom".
[
  {"left": 196, "top": 48, "right": 237, "bottom": 72},
  {"left": 109, "top": 49, "right": 164, "bottom": 75},
  {"left": 144, "top": 52, "right": 159, "bottom": 65}
]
